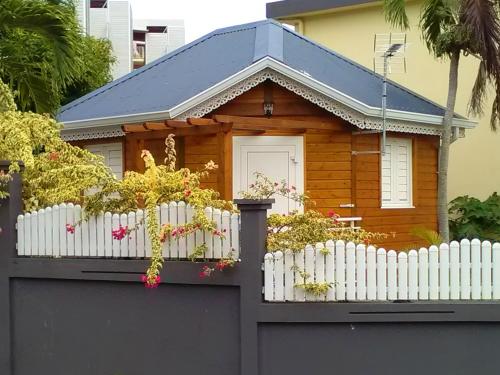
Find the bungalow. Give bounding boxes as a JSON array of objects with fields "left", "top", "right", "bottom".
[{"left": 57, "top": 20, "right": 475, "bottom": 249}]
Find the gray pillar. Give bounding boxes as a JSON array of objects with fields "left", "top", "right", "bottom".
[
  {"left": 234, "top": 199, "right": 274, "bottom": 375},
  {"left": 0, "top": 161, "right": 23, "bottom": 375}
]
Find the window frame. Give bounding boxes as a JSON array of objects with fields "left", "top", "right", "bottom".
[{"left": 380, "top": 136, "right": 414, "bottom": 209}]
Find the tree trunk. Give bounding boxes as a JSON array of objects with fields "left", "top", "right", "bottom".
[{"left": 438, "top": 51, "right": 460, "bottom": 242}]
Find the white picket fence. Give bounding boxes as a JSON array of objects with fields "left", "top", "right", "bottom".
[
  {"left": 264, "top": 239, "right": 500, "bottom": 302},
  {"left": 16, "top": 202, "right": 240, "bottom": 260}
]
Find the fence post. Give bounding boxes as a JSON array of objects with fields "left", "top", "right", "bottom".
[
  {"left": 234, "top": 199, "right": 274, "bottom": 375},
  {"left": 0, "top": 161, "right": 23, "bottom": 375}
]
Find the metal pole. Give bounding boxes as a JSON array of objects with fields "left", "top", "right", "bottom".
[{"left": 381, "top": 53, "right": 388, "bottom": 156}]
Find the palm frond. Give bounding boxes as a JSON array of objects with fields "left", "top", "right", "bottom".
[
  {"left": 420, "top": 0, "right": 456, "bottom": 56},
  {"left": 468, "top": 60, "right": 487, "bottom": 117},
  {"left": 490, "top": 80, "right": 500, "bottom": 131},
  {"left": 383, "top": 0, "right": 410, "bottom": 29},
  {"left": 410, "top": 226, "right": 444, "bottom": 246},
  {"left": 460, "top": 0, "right": 500, "bottom": 126}
]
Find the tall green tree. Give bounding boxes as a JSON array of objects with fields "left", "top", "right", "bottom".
[
  {"left": 0, "top": 0, "right": 114, "bottom": 114},
  {"left": 0, "top": 0, "right": 80, "bottom": 113},
  {"left": 384, "top": 0, "right": 500, "bottom": 241}
]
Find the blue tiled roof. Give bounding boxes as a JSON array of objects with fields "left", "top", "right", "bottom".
[{"left": 58, "top": 19, "right": 453, "bottom": 124}]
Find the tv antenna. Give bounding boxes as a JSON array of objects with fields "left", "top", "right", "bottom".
[{"left": 373, "top": 33, "right": 407, "bottom": 155}]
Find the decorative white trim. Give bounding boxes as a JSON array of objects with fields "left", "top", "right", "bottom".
[
  {"left": 61, "top": 126, "right": 125, "bottom": 141},
  {"left": 175, "top": 68, "right": 444, "bottom": 136}
]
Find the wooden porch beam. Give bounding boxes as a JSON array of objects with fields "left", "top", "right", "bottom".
[
  {"left": 187, "top": 118, "right": 219, "bottom": 126},
  {"left": 125, "top": 123, "right": 232, "bottom": 140},
  {"left": 165, "top": 120, "right": 194, "bottom": 128},
  {"left": 213, "top": 115, "right": 335, "bottom": 131}
]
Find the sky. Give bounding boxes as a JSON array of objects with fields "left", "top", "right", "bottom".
[{"left": 129, "top": 0, "right": 279, "bottom": 43}]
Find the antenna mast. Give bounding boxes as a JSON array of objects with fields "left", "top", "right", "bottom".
[{"left": 373, "top": 33, "right": 407, "bottom": 155}]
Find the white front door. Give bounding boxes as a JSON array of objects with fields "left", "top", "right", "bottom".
[{"left": 233, "top": 136, "right": 304, "bottom": 214}]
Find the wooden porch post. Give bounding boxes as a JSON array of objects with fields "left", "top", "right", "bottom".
[{"left": 217, "top": 128, "right": 233, "bottom": 200}]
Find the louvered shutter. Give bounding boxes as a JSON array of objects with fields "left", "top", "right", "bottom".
[
  {"left": 381, "top": 138, "right": 412, "bottom": 208},
  {"left": 85, "top": 143, "right": 123, "bottom": 180}
]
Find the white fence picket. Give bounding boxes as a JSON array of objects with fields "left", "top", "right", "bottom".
[
  {"left": 104, "top": 212, "right": 112, "bottom": 257},
  {"left": 178, "top": 202, "right": 187, "bottom": 258},
  {"left": 82, "top": 216, "right": 89, "bottom": 257},
  {"left": 186, "top": 205, "right": 195, "bottom": 258},
  {"left": 493, "top": 243, "right": 500, "bottom": 299},
  {"left": 419, "top": 248, "right": 429, "bottom": 300},
  {"left": 387, "top": 250, "right": 397, "bottom": 300},
  {"left": 112, "top": 214, "right": 120, "bottom": 258},
  {"left": 471, "top": 239, "right": 481, "bottom": 300},
  {"left": 204, "top": 207, "right": 213, "bottom": 259},
  {"left": 160, "top": 203, "right": 169, "bottom": 258},
  {"left": 346, "top": 242, "right": 356, "bottom": 301},
  {"left": 66, "top": 204, "right": 74, "bottom": 257},
  {"left": 264, "top": 253, "right": 274, "bottom": 301},
  {"left": 59, "top": 203, "right": 67, "bottom": 257},
  {"left": 88, "top": 216, "right": 99, "bottom": 257},
  {"left": 335, "top": 240, "right": 346, "bottom": 301},
  {"left": 284, "top": 250, "right": 295, "bottom": 301},
  {"left": 24, "top": 212, "right": 32, "bottom": 256},
  {"left": 17, "top": 215, "right": 25, "bottom": 256},
  {"left": 377, "top": 249, "right": 387, "bottom": 301},
  {"left": 325, "top": 240, "right": 335, "bottom": 301},
  {"left": 136, "top": 209, "right": 145, "bottom": 258},
  {"left": 96, "top": 213, "right": 104, "bottom": 257},
  {"left": 366, "top": 245, "right": 377, "bottom": 300},
  {"left": 450, "top": 241, "right": 460, "bottom": 300},
  {"left": 482, "top": 241, "right": 492, "bottom": 300},
  {"left": 315, "top": 243, "right": 325, "bottom": 302},
  {"left": 31, "top": 211, "right": 38, "bottom": 256},
  {"left": 274, "top": 251, "right": 284, "bottom": 301},
  {"left": 213, "top": 209, "right": 222, "bottom": 259},
  {"left": 52, "top": 206, "right": 59, "bottom": 257},
  {"left": 294, "top": 248, "right": 306, "bottom": 302},
  {"left": 168, "top": 202, "right": 178, "bottom": 258},
  {"left": 439, "top": 243, "right": 450, "bottom": 300},
  {"left": 429, "top": 246, "right": 439, "bottom": 300},
  {"left": 461, "top": 239, "right": 471, "bottom": 299},
  {"left": 45, "top": 207, "right": 53, "bottom": 256},
  {"left": 74, "top": 206, "right": 82, "bottom": 257},
  {"left": 120, "top": 213, "right": 128, "bottom": 257},
  {"left": 222, "top": 211, "right": 231, "bottom": 258},
  {"left": 408, "top": 250, "right": 418, "bottom": 300},
  {"left": 38, "top": 209, "right": 46, "bottom": 256},
  {"left": 128, "top": 211, "right": 137, "bottom": 258},
  {"left": 304, "top": 245, "right": 315, "bottom": 302},
  {"left": 398, "top": 252, "right": 408, "bottom": 300},
  {"left": 356, "top": 244, "right": 366, "bottom": 301},
  {"left": 231, "top": 213, "right": 239, "bottom": 260}
]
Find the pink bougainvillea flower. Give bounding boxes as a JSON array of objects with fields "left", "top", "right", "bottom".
[
  {"left": 184, "top": 190, "right": 191, "bottom": 197},
  {"left": 140, "top": 274, "right": 147, "bottom": 283},
  {"left": 143, "top": 275, "right": 161, "bottom": 288},
  {"left": 199, "top": 265, "right": 213, "bottom": 278},
  {"left": 112, "top": 225, "right": 128, "bottom": 240},
  {"left": 65, "top": 224, "right": 75, "bottom": 234},
  {"left": 327, "top": 209, "right": 336, "bottom": 218}
]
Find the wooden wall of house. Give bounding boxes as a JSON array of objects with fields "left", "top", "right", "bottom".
[
  {"left": 115, "top": 81, "right": 439, "bottom": 250},
  {"left": 352, "top": 133, "right": 439, "bottom": 250}
]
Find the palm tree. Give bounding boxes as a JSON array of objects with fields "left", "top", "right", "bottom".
[
  {"left": 384, "top": 0, "right": 500, "bottom": 242},
  {"left": 0, "top": 0, "right": 80, "bottom": 113}
]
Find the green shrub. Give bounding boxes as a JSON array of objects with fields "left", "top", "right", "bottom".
[{"left": 449, "top": 193, "right": 500, "bottom": 242}]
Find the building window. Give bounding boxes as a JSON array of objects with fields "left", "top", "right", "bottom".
[
  {"left": 133, "top": 41, "right": 145, "bottom": 69},
  {"left": 381, "top": 137, "right": 413, "bottom": 208}
]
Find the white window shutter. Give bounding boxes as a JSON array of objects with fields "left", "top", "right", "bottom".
[
  {"left": 85, "top": 143, "right": 123, "bottom": 180},
  {"left": 381, "top": 138, "right": 412, "bottom": 208}
]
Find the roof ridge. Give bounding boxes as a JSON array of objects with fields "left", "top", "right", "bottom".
[
  {"left": 59, "top": 21, "right": 270, "bottom": 116},
  {"left": 280, "top": 26, "right": 455, "bottom": 115}
]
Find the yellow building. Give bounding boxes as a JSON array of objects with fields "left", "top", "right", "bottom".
[{"left": 267, "top": 0, "right": 500, "bottom": 200}]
